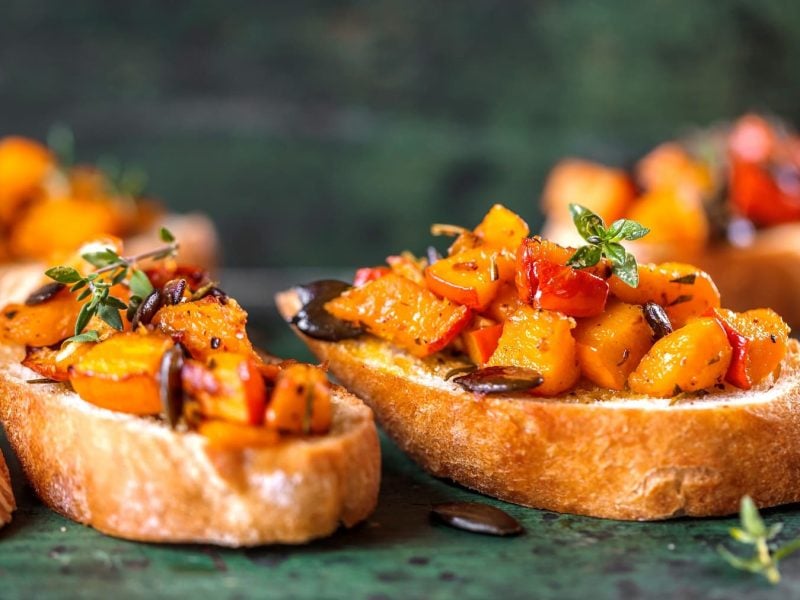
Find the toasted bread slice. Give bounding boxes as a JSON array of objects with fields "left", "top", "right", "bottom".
[
  {"left": 278, "top": 288, "right": 800, "bottom": 521},
  {"left": 0, "top": 344, "right": 379, "bottom": 546},
  {"left": 543, "top": 219, "right": 800, "bottom": 331}
]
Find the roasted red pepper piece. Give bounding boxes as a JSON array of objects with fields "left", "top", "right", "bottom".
[{"left": 516, "top": 257, "right": 608, "bottom": 318}]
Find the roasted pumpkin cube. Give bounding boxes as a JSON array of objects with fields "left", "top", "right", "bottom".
[
  {"left": 628, "top": 317, "right": 732, "bottom": 397},
  {"left": 462, "top": 322, "right": 504, "bottom": 366},
  {"left": 325, "top": 273, "right": 471, "bottom": 357},
  {"left": 69, "top": 332, "right": 174, "bottom": 414},
  {"left": 573, "top": 300, "right": 654, "bottom": 390},
  {"left": 182, "top": 352, "right": 267, "bottom": 425},
  {"left": 626, "top": 188, "right": 709, "bottom": 251},
  {"left": 473, "top": 204, "right": 530, "bottom": 251},
  {"left": 266, "top": 363, "right": 332, "bottom": 434},
  {"left": 198, "top": 420, "right": 280, "bottom": 449},
  {"left": 542, "top": 159, "right": 636, "bottom": 226},
  {"left": 425, "top": 248, "right": 502, "bottom": 310},
  {"left": 609, "top": 262, "right": 720, "bottom": 328},
  {"left": 0, "top": 288, "right": 83, "bottom": 347},
  {"left": 486, "top": 306, "right": 579, "bottom": 396},
  {"left": 152, "top": 296, "right": 255, "bottom": 361},
  {"left": 0, "top": 136, "right": 54, "bottom": 224},
  {"left": 711, "top": 308, "right": 789, "bottom": 389}
]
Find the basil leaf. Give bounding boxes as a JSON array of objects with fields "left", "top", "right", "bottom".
[
  {"left": 741, "top": 496, "right": 766, "bottom": 538},
  {"left": 159, "top": 227, "right": 176, "bottom": 243},
  {"left": 566, "top": 244, "right": 602, "bottom": 269},
  {"left": 97, "top": 304, "right": 124, "bottom": 331},
  {"left": 612, "top": 219, "right": 650, "bottom": 241},
  {"left": 45, "top": 266, "right": 82, "bottom": 284},
  {"left": 64, "top": 330, "right": 100, "bottom": 344},
  {"left": 569, "top": 203, "right": 605, "bottom": 241},
  {"left": 603, "top": 241, "right": 627, "bottom": 265},
  {"left": 104, "top": 295, "right": 128, "bottom": 310},
  {"left": 82, "top": 250, "right": 120, "bottom": 268},
  {"left": 74, "top": 303, "right": 94, "bottom": 335},
  {"left": 611, "top": 252, "right": 639, "bottom": 287},
  {"left": 129, "top": 269, "right": 154, "bottom": 298}
]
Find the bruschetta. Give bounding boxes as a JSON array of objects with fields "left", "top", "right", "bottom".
[
  {"left": 278, "top": 204, "right": 799, "bottom": 521},
  {"left": 0, "top": 235, "right": 379, "bottom": 545}
]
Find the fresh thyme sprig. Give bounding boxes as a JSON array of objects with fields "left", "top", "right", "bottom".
[
  {"left": 45, "top": 227, "right": 178, "bottom": 343},
  {"left": 718, "top": 496, "right": 800, "bottom": 584},
  {"left": 566, "top": 204, "right": 649, "bottom": 288}
]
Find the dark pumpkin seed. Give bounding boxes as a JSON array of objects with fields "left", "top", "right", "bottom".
[
  {"left": 431, "top": 502, "right": 523, "bottom": 536},
  {"left": 453, "top": 366, "right": 543, "bottom": 394},
  {"left": 159, "top": 345, "right": 185, "bottom": 428},
  {"left": 132, "top": 289, "right": 163, "bottom": 329},
  {"left": 291, "top": 280, "right": 364, "bottom": 341},
  {"left": 25, "top": 282, "right": 65, "bottom": 306},
  {"left": 643, "top": 301, "right": 673, "bottom": 340},
  {"left": 162, "top": 278, "right": 187, "bottom": 305}
]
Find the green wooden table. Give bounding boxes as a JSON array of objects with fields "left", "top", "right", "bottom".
[{"left": 0, "top": 277, "right": 798, "bottom": 599}]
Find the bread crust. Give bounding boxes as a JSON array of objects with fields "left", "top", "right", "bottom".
[
  {"left": 0, "top": 449, "right": 14, "bottom": 527},
  {"left": 278, "top": 289, "right": 800, "bottom": 521},
  {"left": 542, "top": 219, "right": 800, "bottom": 330},
  {"left": 0, "top": 345, "right": 380, "bottom": 546}
]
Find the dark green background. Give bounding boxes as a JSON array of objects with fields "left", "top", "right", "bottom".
[{"left": 2, "top": 0, "right": 799, "bottom": 267}]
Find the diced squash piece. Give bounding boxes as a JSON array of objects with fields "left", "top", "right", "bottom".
[
  {"left": 0, "top": 137, "right": 54, "bottom": 224},
  {"left": 425, "top": 248, "right": 501, "bottom": 310},
  {"left": 486, "top": 306, "right": 579, "bottom": 396},
  {"left": 325, "top": 273, "right": 471, "bottom": 357},
  {"left": 353, "top": 266, "right": 391, "bottom": 287},
  {"left": 482, "top": 281, "right": 524, "bottom": 322},
  {"left": 473, "top": 204, "right": 530, "bottom": 251},
  {"left": 152, "top": 296, "right": 255, "bottom": 362},
  {"left": 628, "top": 317, "right": 732, "bottom": 397},
  {"left": 198, "top": 420, "right": 280, "bottom": 449},
  {"left": 386, "top": 253, "right": 426, "bottom": 285},
  {"left": 542, "top": 159, "right": 636, "bottom": 225},
  {"left": 22, "top": 342, "right": 93, "bottom": 382},
  {"left": 712, "top": 308, "right": 789, "bottom": 389},
  {"left": 182, "top": 353, "right": 267, "bottom": 425},
  {"left": 69, "top": 332, "right": 174, "bottom": 414},
  {"left": 266, "top": 363, "right": 332, "bottom": 434},
  {"left": 0, "top": 288, "right": 82, "bottom": 347},
  {"left": 626, "top": 188, "right": 709, "bottom": 250},
  {"left": 573, "top": 300, "right": 654, "bottom": 390},
  {"left": 636, "top": 142, "right": 714, "bottom": 196},
  {"left": 609, "top": 262, "right": 720, "bottom": 328},
  {"left": 463, "top": 322, "right": 504, "bottom": 366},
  {"left": 9, "top": 197, "right": 123, "bottom": 260}
]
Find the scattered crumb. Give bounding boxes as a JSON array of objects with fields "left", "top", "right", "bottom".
[
  {"left": 668, "top": 543, "right": 675, "bottom": 551},
  {"left": 60, "top": 527, "right": 66, "bottom": 532}
]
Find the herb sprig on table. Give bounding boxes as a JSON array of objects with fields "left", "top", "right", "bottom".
[
  {"left": 44, "top": 227, "right": 178, "bottom": 343},
  {"left": 566, "top": 204, "right": 650, "bottom": 288},
  {"left": 718, "top": 496, "right": 800, "bottom": 584}
]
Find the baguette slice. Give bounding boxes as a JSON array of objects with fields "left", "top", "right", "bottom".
[
  {"left": 0, "top": 344, "right": 380, "bottom": 546},
  {"left": 542, "top": 219, "right": 800, "bottom": 331},
  {"left": 278, "top": 288, "right": 800, "bottom": 521}
]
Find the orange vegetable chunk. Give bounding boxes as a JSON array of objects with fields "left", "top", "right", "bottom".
[
  {"left": 0, "top": 288, "right": 82, "bottom": 347},
  {"left": 325, "top": 273, "right": 471, "bottom": 357},
  {"left": 626, "top": 188, "right": 709, "bottom": 253},
  {"left": 463, "top": 322, "right": 504, "bottom": 366},
  {"left": 0, "top": 136, "right": 54, "bottom": 224},
  {"left": 482, "top": 281, "right": 524, "bottom": 322},
  {"left": 425, "top": 248, "right": 501, "bottom": 310},
  {"left": 473, "top": 204, "right": 530, "bottom": 251},
  {"left": 182, "top": 352, "right": 267, "bottom": 425},
  {"left": 152, "top": 296, "right": 255, "bottom": 361},
  {"left": 266, "top": 363, "right": 332, "bottom": 434},
  {"left": 542, "top": 159, "right": 636, "bottom": 225},
  {"left": 69, "top": 332, "right": 174, "bottom": 414},
  {"left": 628, "top": 317, "right": 732, "bottom": 397},
  {"left": 713, "top": 308, "right": 789, "bottom": 388},
  {"left": 609, "top": 262, "right": 720, "bottom": 328},
  {"left": 198, "top": 420, "right": 280, "bottom": 450},
  {"left": 573, "top": 300, "right": 654, "bottom": 390},
  {"left": 486, "top": 306, "right": 579, "bottom": 396}
]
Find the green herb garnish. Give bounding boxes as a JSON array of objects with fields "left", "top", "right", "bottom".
[
  {"left": 566, "top": 204, "right": 650, "bottom": 287},
  {"left": 718, "top": 496, "right": 800, "bottom": 584},
  {"left": 45, "top": 228, "right": 179, "bottom": 343}
]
